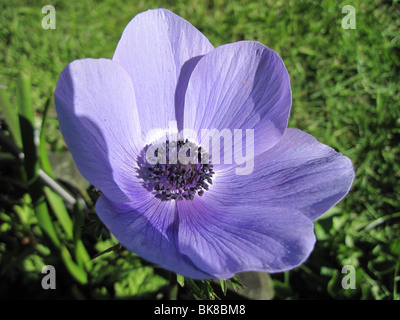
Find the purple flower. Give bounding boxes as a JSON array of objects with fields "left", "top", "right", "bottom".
[{"left": 55, "top": 9, "right": 355, "bottom": 279}]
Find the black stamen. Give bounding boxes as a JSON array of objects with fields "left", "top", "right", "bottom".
[{"left": 146, "top": 139, "right": 214, "bottom": 201}]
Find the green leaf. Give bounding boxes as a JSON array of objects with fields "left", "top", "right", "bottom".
[
  {"left": 34, "top": 195, "right": 61, "bottom": 248},
  {"left": 204, "top": 280, "right": 220, "bottom": 300},
  {"left": 60, "top": 245, "right": 88, "bottom": 285},
  {"left": 185, "top": 278, "right": 207, "bottom": 300},
  {"left": 219, "top": 279, "right": 227, "bottom": 296},
  {"left": 75, "top": 239, "right": 93, "bottom": 271},
  {"left": 176, "top": 274, "right": 185, "bottom": 287},
  {"left": 227, "top": 275, "right": 245, "bottom": 291},
  {"left": 390, "top": 239, "right": 400, "bottom": 256},
  {"left": 13, "top": 194, "right": 35, "bottom": 226}
]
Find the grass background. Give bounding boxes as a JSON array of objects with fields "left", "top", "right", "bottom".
[{"left": 0, "top": 0, "right": 399, "bottom": 299}]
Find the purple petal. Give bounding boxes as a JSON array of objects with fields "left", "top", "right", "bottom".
[
  {"left": 96, "top": 193, "right": 315, "bottom": 280},
  {"left": 96, "top": 195, "right": 213, "bottom": 279},
  {"left": 177, "top": 200, "right": 316, "bottom": 278},
  {"left": 55, "top": 58, "right": 144, "bottom": 203},
  {"left": 183, "top": 41, "right": 292, "bottom": 155},
  {"left": 113, "top": 8, "right": 214, "bottom": 134},
  {"left": 208, "top": 128, "right": 355, "bottom": 221}
]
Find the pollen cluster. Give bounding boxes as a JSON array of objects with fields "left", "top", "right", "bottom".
[{"left": 145, "top": 139, "right": 214, "bottom": 201}]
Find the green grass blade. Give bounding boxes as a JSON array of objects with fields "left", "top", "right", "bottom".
[
  {"left": 15, "top": 72, "right": 64, "bottom": 254},
  {"left": 34, "top": 194, "right": 61, "bottom": 248},
  {"left": 75, "top": 239, "right": 93, "bottom": 271},
  {"left": 38, "top": 90, "right": 55, "bottom": 177},
  {"left": 0, "top": 126, "right": 24, "bottom": 160},
  {"left": 16, "top": 71, "right": 38, "bottom": 182},
  {"left": 0, "top": 87, "right": 22, "bottom": 148},
  {"left": 72, "top": 201, "right": 93, "bottom": 271},
  {"left": 44, "top": 186, "right": 74, "bottom": 240},
  {"left": 17, "top": 72, "right": 33, "bottom": 123}
]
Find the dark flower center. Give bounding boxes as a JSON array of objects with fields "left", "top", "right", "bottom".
[{"left": 144, "top": 139, "right": 214, "bottom": 201}]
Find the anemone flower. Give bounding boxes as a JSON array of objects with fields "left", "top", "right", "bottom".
[{"left": 55, "top": 8, "right": 355, "bottom": 280}]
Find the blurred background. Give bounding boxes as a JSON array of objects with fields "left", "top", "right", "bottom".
[{"left": 0, "top": 0, "right": 399, "bottom": 300}]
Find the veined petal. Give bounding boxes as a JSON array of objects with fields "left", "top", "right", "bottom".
[
  {"left": 208, "top": 128, "right": 355, "bottom": 221},
  {"left": 96, "top": 194, "right": 315, "bottom": 280},
  {"left": 113, "top": 8, "right": 214, "bottom": 135},
  {"left": 183, "top": 41, "right": 292, "bottom": 155},
  {"left": 96, "top": 195, "right": 213, "bottom": 280},
  {"left": 177, "top": 200, "right": 316, "bottom": 279},
  {"left": 55, "top": 58, "right": 143, "bottom": 203}
]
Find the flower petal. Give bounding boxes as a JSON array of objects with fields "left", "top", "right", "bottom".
[
  {"left": 208, "top": 128, "right": 355, "bottom": 221},
  {"left": 55, "top": 58, "right": 143, "bottom": 203},
  {"left": 95, "top": 195, "right": 213, "bottom": 279},
  {"left": 183, "top": 41, "right": 292, "bottom": 155},
  {"left": 96, "top": 193, "right": 314, "bottom": 280},
  {"left": 177, "top": 200, "right": 316, "bottom": 279},
  {"left": 113, "top": 8, "right": 214, "bottom": 135}
]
